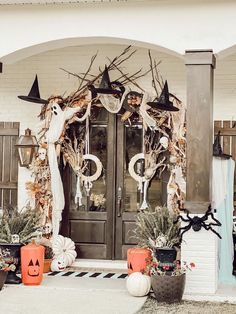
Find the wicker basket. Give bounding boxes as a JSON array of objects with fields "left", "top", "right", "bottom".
[{"left": 151, "top": 274, "right": 186, "bottom": 303}]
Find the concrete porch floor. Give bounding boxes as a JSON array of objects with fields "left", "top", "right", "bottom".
[{"left": 0, "top": 275, "right": 146, "bottom": 314}]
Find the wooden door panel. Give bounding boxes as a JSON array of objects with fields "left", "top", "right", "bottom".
[
  {"left": 70, "top": 220, "right": 106, "bottom": 243},
  {"left": 76, "top": 244, "right": 107, "bottom": 259}
]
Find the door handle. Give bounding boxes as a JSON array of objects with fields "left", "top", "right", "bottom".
[{"left": 117, "top": 186, "right": 122, "bottom": 217}]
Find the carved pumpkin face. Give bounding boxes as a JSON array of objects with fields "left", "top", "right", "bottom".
[
  {"left": 28, "top": 259, "right": 40, "bottom": 277},
  {"left": 50, "top": 259, "right": 66, "bottom": 272}
]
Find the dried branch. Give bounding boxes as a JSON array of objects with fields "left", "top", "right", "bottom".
[{"left": 148, "top": 50, "right": 159, "bottom": 97}]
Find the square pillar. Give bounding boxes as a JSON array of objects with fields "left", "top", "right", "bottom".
[
  {"left": 185, "top": 50, "right": 216, "bottom": 213},
  {"left": 182, "top": 50, "right": 218, "bottom": 295}
]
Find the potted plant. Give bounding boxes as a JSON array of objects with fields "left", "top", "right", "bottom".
[
  {"left": 132, "top": 206, "right": 181, "bottom": 269},
  {"left": 147, "top": 257, "right": 195, "bottom": 303},
  {"left": 43, "top": 245, "right": 54, "bottom": 273},
  {"left": 0, "top": 204, "right": 42, "bottom": 284},
  {"left": 0, "top": 256, "right": 16, "bottom": 290}
]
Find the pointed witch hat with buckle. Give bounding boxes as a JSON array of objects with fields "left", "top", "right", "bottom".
[
  {"left": 213, "top": 131, "right": 231, "bottom": 159},
  {"left": 147, "top": 81, "right": 179, "bottom": 112},
  {"left": 93, "top": 66, "right": 124, "bottom": 95},
  {"left": 18, "top": 75, "right": 48, "bottom": 104}
]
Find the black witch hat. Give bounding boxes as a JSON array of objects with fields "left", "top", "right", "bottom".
[
  {"left": 18, "top": 75, "right": 48, "bottom": 104},
  {"left": 147, "top": 81, "right": 179, "bottom": 112},
  {"left": 93, "top": 66, "right": 124, "bottom": 95},
  {"left": 213, "top": 131, "right": 231, "bottom": 159}
]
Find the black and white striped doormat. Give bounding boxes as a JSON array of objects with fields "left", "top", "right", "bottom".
[{"left": 47, "top": 271, "right": 128, "bottom": 280}]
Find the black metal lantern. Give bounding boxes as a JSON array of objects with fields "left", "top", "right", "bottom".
[{"left": 15, "top": 128, "right": 38, "bottom": 167}]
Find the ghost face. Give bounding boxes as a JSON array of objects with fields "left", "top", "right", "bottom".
[
  {"left": 38, "top": 147, "right": 47, "bottom": 161},
  {"left": 51, "top": 102, "right": 62, "bottom": 116},
  {"left": 159, "top": 136, "right": 169, "bottom": 150}
]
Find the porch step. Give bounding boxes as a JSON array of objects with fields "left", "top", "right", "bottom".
[{"left": 68, "top": 259, "right": 128, "bottom": 274}]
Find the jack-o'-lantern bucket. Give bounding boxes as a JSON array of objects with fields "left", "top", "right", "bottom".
[
  {"left": 21, "top": 241, "right": 45, "bottom": 285},
  {"left": 127, "top": 248, "right": 152, "bottom": 275}
]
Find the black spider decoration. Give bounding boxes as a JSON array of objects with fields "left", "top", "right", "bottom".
[{"left": 174, "top": 205, "right": 222, "bottom": 242}]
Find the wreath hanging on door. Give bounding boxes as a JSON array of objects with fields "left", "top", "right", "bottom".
[{"left": 23, "top": 46, "right": 186, "bottom": 239}]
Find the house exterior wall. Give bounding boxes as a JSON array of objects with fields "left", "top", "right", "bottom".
[
  {"left": 0, "top": 44, "right": 186, "bottom": 208},
  {"left": 1, "top": 0, "right": 236, "bottom": 64},
  {"left": 0, "top": 0, "right": 235, "bottom": 295}
]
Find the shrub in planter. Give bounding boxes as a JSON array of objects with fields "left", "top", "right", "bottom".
[
  {"left": 0, "top": 205, "right": 42, "bottom": 284},
  {"left": 132, "top": 206, "right": 181, "bottom": 270}
]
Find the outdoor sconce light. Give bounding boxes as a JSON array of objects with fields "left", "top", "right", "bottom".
[{"left": 15, "top": 128, "right": 39, "bottom": 167}]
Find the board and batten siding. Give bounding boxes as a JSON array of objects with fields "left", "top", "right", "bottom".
[{"left": 0, "top": 122, "right": 19, "bottom": 208}]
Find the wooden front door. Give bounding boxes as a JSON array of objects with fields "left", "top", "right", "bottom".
[{"left": 64, "top": 109, "right": 162, "bottom": 260}]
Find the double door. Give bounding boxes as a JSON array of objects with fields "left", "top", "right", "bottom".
[{"left": 64, "top": 109, "right": 162, "bottom": 259}]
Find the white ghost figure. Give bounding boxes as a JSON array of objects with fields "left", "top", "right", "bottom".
[
  {"left": 38, "top": 147, "right": 47, "bottom": 161},
  {"left": 46, "top": 100, "right": 92, "bottom": 241},
  {"left": 160, "top": 136, "right": 169, "bottom": 150}
]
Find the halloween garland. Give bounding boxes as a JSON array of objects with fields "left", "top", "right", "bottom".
[{"left": 22, "top": 46, "right": 186, "bottom": 239}]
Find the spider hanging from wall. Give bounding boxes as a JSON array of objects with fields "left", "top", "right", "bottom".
[{"left": 174, "top": 205, "right": 222, "bottom": 242}]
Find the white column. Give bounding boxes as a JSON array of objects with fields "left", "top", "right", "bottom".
[{"left": 181, "top": 214, "right": 219, "bottom": 295}]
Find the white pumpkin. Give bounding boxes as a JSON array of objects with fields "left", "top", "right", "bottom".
[
  {"left": 52, "top": 235, "right": 77, "bottom": 267},
  {"left": 51, "top": 258, "right": 66, "bottom": 272},
  {"left": 126, "top": 272, "right": 151, "bottom": 297}
]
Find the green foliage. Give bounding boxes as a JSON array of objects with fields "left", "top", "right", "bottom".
[
  {"left": 44, "top": 245, "right": 54, "bottom": 259},
  {"left": 0, "top": 205, "right": 42, "bottom": 244},
  {"left": 132, "top": 206, "right": 180, "bottom": 249}
]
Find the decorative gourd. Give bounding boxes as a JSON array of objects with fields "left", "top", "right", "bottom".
[
  {"left": 126, "top": 272, "right": 151, "bottom": 297},
  {"left": 21, "top": 241, "right": 45, "bottom": 286},
  {"left": 52, "top": 235, "right": 77, "bottom": 267},
  {"left": 127, "top": 248, "right": 152, "bottom": 275},
  {"left": 50, "top": 258, "right": 66, "bottom": 272}
]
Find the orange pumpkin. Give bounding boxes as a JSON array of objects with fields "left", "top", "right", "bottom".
[
  {"left": 21, "top": 241, "right": 45, "bottom": 285},
  {"left": 127, "top": 248, "right": 152, "bottom": 275}
]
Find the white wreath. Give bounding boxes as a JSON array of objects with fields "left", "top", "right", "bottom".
[
  {"left": 128, "top": 153, "right": 147, "bottom": 191},
  {"left": 81, "top": 154, "right": 103, "bottom": 182}
]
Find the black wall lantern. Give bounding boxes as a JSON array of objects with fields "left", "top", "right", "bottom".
[{"left": 15, "top": 128, "right": 39, "bottom": 167}]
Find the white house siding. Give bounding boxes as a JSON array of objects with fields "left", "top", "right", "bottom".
[
  {"left": 181, "top": 216, "right": 219, "bottom": 294},
  {"left": 215, "top": 55, "right": 236, "bottom": 120}
]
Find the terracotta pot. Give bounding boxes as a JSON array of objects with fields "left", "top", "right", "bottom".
[
  {"left": 43, "top": 259, "right": 52, "bottom": 273},
  {"left": 127, "top": 248, "right": 152, "bottom": 275},
  {"left": 151, "top": 273, "right": 186, "bottom": 303},
  {"left": 21, "top": 241, "right": 45, "bottom": 286},
  {"left": 0, "top": 270, "right": 8, "bottom": 291}
]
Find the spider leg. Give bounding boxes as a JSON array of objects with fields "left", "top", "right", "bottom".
[
  {"left": 178, "top": 224, "right": 192, "bottom": 242},
  {"left": 174, "top": 214, "right": 190, "bottom": 223},
  {"left": 207, "top": 212, "right": 222, "bottom": 226},
  {"left": 202, "top": 223, "right": 222, "bottom": 239}
]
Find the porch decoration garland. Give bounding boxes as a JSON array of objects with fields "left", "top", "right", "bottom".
[{"left": 26, "top": 46, "right": 186, "bottom": 240}]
